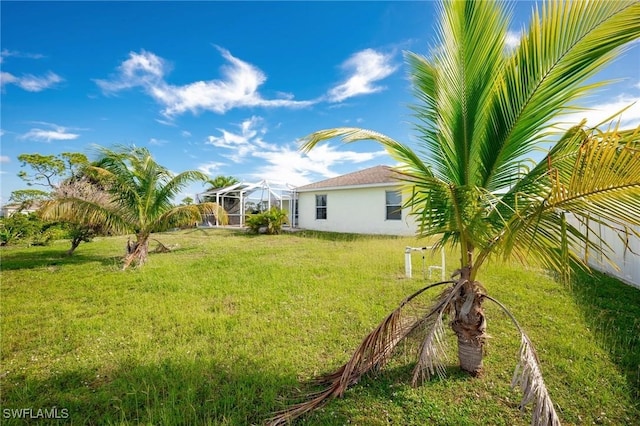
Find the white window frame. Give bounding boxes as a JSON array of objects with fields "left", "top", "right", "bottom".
[
  {"left": 315, "top": 194, "right": 327, "bottom": 220},
  {"left": 385, "top": 190, "right": 402, "bottom": 221}
]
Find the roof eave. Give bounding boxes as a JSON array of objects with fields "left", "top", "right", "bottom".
[{"left": 295, "top": 181, "right": 402, "bottom": 193}]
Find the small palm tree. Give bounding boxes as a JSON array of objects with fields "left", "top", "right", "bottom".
[
  {"left": 270, "top": 1, "right": 640, "bottom": 424},
  {"left": 41, "top": 145, "right": 228, "bottom": 269}
]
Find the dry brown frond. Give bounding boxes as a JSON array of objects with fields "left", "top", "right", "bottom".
[
  {"left": 151, "top": 239, "right": 172, "bottom": 253},
  {"left": 511, "top": 334, "right": 561, "bottom": 426},
  {"left": 483, "top": 295, "right": 561, "bottom": 426}
]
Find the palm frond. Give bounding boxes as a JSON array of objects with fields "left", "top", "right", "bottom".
[
  {"left": 481, "top": 0, "right": 640, "bottom": 192},
  {"left": 155, "top": 202, "right": 228, "bottom": 231},
  {"left": 484, "top": 295, "right": 560, "bottom": 426},
  {"left": 410, "top": 0, "right": 510, "bottom": 186},
  {"left": 85, "top": 145, "right": 221, "bottom": 236},
  {"left": 197, "top": 202, "right": 229, "bottom": 226},
  {"left": 152, "top": 170, "right": 209, "bottom": 214},
  {"left": 512, "top": 334, "right": 561, "bottom": 426},
  {"left": 267, "top": 280, "right": 457, "bottom": 426},
  {"left": 40, "top": 197, "right": 130, "bottom": 235},
  {"left": 410, "top": 286, "right": 455, "bottom": 385},
  {"left": 478, "top": 124, "right": 640, "bottom": 276},
  {"left": 301, "top": 127, "right": 433, "bottom": 179}
]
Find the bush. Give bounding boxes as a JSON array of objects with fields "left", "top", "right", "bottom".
[
  {"left": 245, "top": 207, "right": 288, "bottom": 235},
  {"left": 0, "top": 213, "right": 48, "bottom": 246}
]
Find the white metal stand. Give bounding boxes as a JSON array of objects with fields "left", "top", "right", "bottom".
[{"left": 404, "top": 246, "right": 445, "bottom": 281}]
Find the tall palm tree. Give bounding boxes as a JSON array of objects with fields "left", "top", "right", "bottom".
[
  {"left": 41, "top": 145, "right": 228, "bottom": 269},
  {"left": 270, "top": 1, "right": 640, "bottom": 424}
]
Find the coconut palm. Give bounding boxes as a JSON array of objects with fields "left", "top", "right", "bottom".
[
  {"left": 41, "top": 145, "right": 228, "bottom": 269},
  {"left": 270, "top": 1, "right": 640, "bottom": 424}
]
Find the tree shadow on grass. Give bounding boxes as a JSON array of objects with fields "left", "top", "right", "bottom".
[
  {"left": 0, "top": 249, "right": 121, "bottom": 271},
  {"left": 1, "top": 357, "right": 297, "bottom": 425},
  {"left": 569, "top": 269, "right": 640, "bottom": 407}
]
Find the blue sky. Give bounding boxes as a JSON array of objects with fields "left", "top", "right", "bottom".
[{"left": 1, "top": 1, "right": 639, "bottom": 205}]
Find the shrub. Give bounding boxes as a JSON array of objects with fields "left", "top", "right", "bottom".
[
  {"left": 245, "top": 207, "right": 288, "bottom": 235},
  {"left": 0, "top": 213, "right": 48, "bottom": 246}
]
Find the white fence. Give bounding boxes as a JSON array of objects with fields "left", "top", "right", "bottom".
[{"left": 569, "top": 215, "right": 640, "bottom": 289}]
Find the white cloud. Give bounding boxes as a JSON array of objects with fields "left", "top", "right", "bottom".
[
  {"left": 0, "top": 155, "right": 10, "bottom": 163},
  {"left": 635, "top": 81, "right": 640, "bottom": 90},
  {"left": 202, "top": 116, "right": 389, "bottom": 186},
  {"left": 19, "top": 122, "right": 80, "bottom": 142},
  {"left": 505, "top": 30, "right": 521, "bottom": 51},
  {"left": 559, "top": 94, "right": 640, "bottom": 130},
  {"left": 252, "top": 145, "right": 386, "bottom": 186},
  {"left": 149, "top": 138, "right": 168, "bottom": 146},
  {"left": 0, "top": 49, "right": 45, "bottom": 62},
  {"left": 181, "top": 130, "right": 192, "bottom": 138},
  {"left": 95, "top": 49, "right": 167, "bottom": 92},
  {"left": 198, "top": 161, "right": 226, "bottom": 176},
  {"left": 250, "top": 143, "right": 388, "bottom": 186},
  {"left": 1, "top": 71, "right": 63, "bottom": 92},
  {"left": 0, "top": 72, "right": 17, "bottom": 86},
  {"left": 327, "top": 49, "right": 398, "bottom": 102},
  {"left": 96, "top": 48, "right": 314, "bottom": 117},
  {"left": 155, "top": 118, "right": 177, "bottom": 127},
  {"left": 206, "top": 116, "right": 267, "bottom": 163}
]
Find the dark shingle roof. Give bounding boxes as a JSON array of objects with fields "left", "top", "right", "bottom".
[{"left": 296, "top": 165, "right": 401, "bottom": 191}]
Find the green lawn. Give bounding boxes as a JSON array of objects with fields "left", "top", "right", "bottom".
[{"left": 1, "top": 229, "right": 638, "bottom": 425}]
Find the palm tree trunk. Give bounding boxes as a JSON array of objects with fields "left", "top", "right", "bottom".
[
  {"left": 123, "top": 234, "right": 149, "bottom": 270},
  {"left": 450, "top": 266, "right": 486, "bottom": 376}
]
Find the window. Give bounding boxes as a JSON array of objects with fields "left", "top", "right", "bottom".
[
  {"left": 385, "top": 190, "right": 402, "bottom": 220},
  {"left": 315, "top": 194, "right": 327, "bottom": 219}
]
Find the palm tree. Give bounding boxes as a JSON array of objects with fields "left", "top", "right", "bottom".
[
  {"left": 205, "top": 175, "right": 239, "bottom": 191},
  {"left": 270, "top": 1, "right": 640, "bottom": 424},
  {"left": 41, "top": 145, "right": 228, "bottom": 269}
]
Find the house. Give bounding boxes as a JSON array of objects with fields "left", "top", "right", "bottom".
[
  {"left": 294, "top": 165, "right": 417, "bottom": 236},
  {"left": 0, "top": 203, "right": 40, "bottom": 218}
]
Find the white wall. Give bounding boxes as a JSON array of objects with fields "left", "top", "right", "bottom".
[
  {"left": 569, "top": 214, "right": 640, "bottom": 289},
  {"left": 297, "top": 186, "right": 417, "bottom": 236}
]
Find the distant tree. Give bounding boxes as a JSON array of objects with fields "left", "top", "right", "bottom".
[
  {"left": 201, "top": 175, "right": 241, "bottom": 218},
  {"left": 205, "top": 175, "right": 239, "bottom": 191},
  {"left": 16, "top": 151, "right": 107, "bottom": 255},
  {"left": 41, "top": 146, "right": 228, "bottom": 269},
  {"left": 180, "top": 196, "right": 194, "bottom": 206},
  {"left": 17, "top": 152, "right": 87, "bottom": 188},
  {"left": 17, "top": 154, "right": 65, "bottom": 188},
  {"left": 9, "top": 189, "right": 50, "bottom": 210}
]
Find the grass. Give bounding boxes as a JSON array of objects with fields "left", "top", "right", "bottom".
[{"left": 1, "top": 228, "right": 638, "bottom": 425}]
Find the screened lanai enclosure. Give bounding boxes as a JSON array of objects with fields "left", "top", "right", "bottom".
[{"left": 196, "top": 180, "right": 298, "bottom": 228}]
